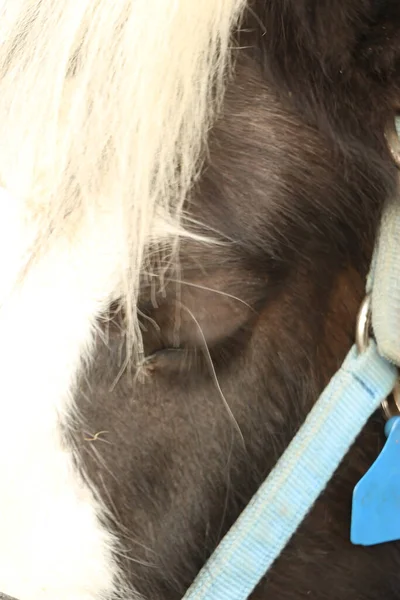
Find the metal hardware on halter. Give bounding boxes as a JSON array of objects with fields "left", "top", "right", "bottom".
[
  {"left": 385, "top": 115, "right": 400, "bottom": 168},
  {"left": 355, "top": 294, "right": 371, "bottom": 354},
  {"left": 356, "top": 294, "right": 400, "bottom": 419}
]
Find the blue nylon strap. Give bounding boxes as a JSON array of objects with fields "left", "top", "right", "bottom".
[{"left": 183, "top": 342, "right": 396, "bottom": 600}]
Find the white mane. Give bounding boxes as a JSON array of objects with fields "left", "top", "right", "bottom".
[{"left": 0, "top": 0, "right": 246, "bottom": 351}]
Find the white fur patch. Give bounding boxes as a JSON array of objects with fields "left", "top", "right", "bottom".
[{"left": 0, "top": 190, "right": 125, "bottom": 600}]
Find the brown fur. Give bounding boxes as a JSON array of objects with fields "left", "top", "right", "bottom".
[{"left": 71, "top": 2, "right": 400, "bottom": 598}]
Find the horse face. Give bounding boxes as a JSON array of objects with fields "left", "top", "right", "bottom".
[
  {"left": 2, "top": 2, "right": 400, "bottom": 599},
  {"left": 72, "top": 9, "right": 400, "bottom": 596}
]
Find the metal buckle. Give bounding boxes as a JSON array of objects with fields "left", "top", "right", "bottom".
[{"left": 356, "top": 294, "right": 400, "bottom": 419}]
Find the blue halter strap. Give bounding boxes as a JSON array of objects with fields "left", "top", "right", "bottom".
[{"left": 183, "top": 343, "right": 396, "bottom": 600}]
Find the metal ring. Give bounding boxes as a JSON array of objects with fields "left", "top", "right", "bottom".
[
  {"left": 355, "top": 294, "right": 400, "bottom": 419},
  {"left": 382, "top": 380, "right": 400, "bottom": 420},
  {"left": 385, "top": 115, "right": 400, "bottom": 169},
  {"left": 355, "top": 294, "right": 371, "bottom": 354}
]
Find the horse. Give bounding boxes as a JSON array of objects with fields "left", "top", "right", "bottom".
[{"left": 0, "top": 1, "right": 400, "bottom": 598}]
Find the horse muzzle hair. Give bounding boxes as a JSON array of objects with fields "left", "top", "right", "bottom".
[{"left": 1, "top": 1, "right": 400, "bottom": 599}]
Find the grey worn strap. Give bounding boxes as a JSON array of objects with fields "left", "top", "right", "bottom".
[{"left": 370, "top": 187, "right": 400, "bottom": 365}]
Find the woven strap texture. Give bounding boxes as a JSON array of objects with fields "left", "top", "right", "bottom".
[{"left": 183, "top": 343, "right": 396, "bottom": 600}]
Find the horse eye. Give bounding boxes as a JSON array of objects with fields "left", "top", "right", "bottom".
[
  {"left": 142, "top": 347, "right": 190, "bottom": 373},
  {"left": 385, "top": 114, "right": 400, "bottom": 168},
  {"left": 147, "top": 347, "right": 184, "bottom": 360}
]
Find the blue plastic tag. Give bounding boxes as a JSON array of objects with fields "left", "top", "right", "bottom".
[{"left": 351, "top": 416, "right": 400, "bottom": 546}]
